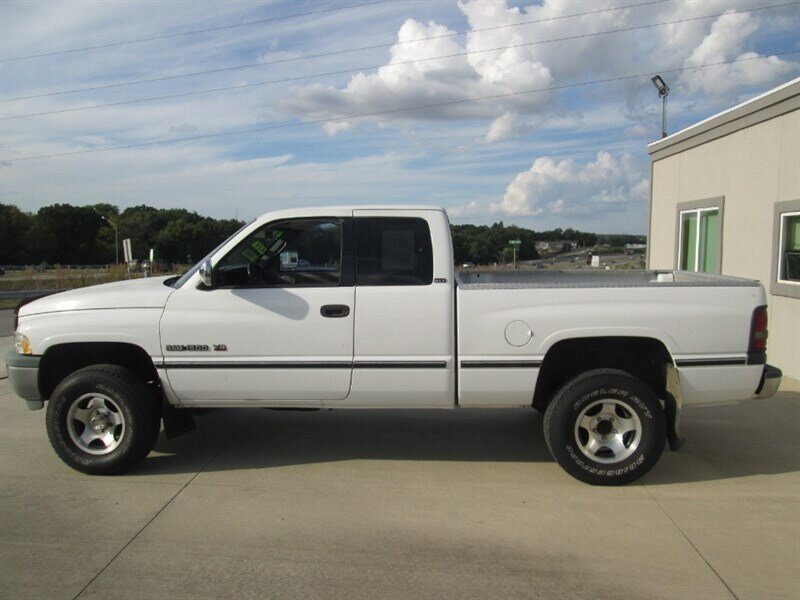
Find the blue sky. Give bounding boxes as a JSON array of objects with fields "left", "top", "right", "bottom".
[{"left": 1, "top": 0, "right": 798, "bottom": 233}]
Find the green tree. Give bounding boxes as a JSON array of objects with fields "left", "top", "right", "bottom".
[
  {"left": 28, "top": 204, "right": 105, "bottom": 264},
  {"left": 0, "top": 204, "right": 33, "bottom": 263},
  {"left": 450, "top": 223, "right": 541, "bottom": 264}
]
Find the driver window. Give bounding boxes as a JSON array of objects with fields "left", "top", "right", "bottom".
[{"left": 216, "top": 218, "right": 342, "bottom": 287}]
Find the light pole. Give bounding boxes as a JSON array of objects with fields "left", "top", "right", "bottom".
[
  {"left": 651, "top": 75, "right": 670, "bottom": 139},
  {"left": 100, "top": 216, "right": 119, "bottom": 266}
]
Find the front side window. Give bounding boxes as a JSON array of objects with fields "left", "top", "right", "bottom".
[
  {"left": 778, "top": 211, "right": 800, "bottom": 284},
  {"left": 679, "top": 207, "right": 720, "bottom": 273},
  {"left": 216, "top": 218, "right": 342, "bottom": 287},
  {"left": 355, "top": 217, "right": 433, "bottom": 285}
]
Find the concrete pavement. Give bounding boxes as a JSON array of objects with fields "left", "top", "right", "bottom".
[
  {"left": 1, "top": 378, "right": 798, "bottom": 599},
  {"left": 0, "top": 309, "right": 13, "bottom": 337},
  {"left": 0, "top": 338, "right": 11, "bottom": 379},
  {"left": 1, "top": 309, "right": 13, "bottom": 378}
]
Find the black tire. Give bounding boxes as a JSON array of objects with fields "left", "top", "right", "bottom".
[
  {"left": 46, "top": 364, "right": 160, "bottom": 475},
  {"left": 543, "top": 369, "right": 666, "bottom": 486}
]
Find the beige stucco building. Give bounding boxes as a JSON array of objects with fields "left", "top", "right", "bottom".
[{"left": 647, "top": 77, "right": 800, "bottom": 386}]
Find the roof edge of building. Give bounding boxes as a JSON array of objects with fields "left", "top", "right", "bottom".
[{"left": 648, "top": 77, "right": 800, "bottom": 161}]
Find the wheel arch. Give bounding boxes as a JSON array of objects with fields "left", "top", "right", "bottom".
[
  {"left": 39, "top": 342, "right": 159, "bottom": 401},
  {"left": 533, "top": 336, "right": 680, "bottom": 448}
]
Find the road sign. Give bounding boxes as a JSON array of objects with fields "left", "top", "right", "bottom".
[
  {"left": 509, "top": 240, "right": 521, "bottom": 270},
  {"left": 122, "top": 238, "right": 132, "bottom": 263}
]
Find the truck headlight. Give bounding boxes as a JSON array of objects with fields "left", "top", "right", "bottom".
[{"left": 15, "top": 333, "right": 32, "bottom": 355}]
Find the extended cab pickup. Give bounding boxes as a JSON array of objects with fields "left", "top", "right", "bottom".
[{"left": 7, "top": 206, "right": 782, "bottom": 484}]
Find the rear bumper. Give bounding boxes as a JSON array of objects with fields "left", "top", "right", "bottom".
[
  {"left": 5, "top": 349, "right": 43, "bottom": 410},
  {"left": 754, "top": 364, "right": 782, "bottom": 399}
]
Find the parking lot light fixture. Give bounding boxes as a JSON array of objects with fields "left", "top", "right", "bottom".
[{"left": 651, "top": 75, "right": 670, "bottom": 139}]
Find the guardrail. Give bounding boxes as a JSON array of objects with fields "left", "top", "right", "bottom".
[{"left": 0, "top": 265, "right": 111, "bottom": 271}]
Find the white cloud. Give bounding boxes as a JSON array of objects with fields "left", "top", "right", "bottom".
[
  {"left": 447, "top": 200, "right": 484, "bottom": 218},
  {"left": 685, "top": 11, "right": 759, "bottom": 67},
  {"left": 493, "top": 156, "right": 572, "bottom": 216},
  {"left": 485, "top": 112, "right": 517, "bottom": 143},
  {"left": 631, "top": 178, "right": 649, "bottom": 202},
  {"left": 580, "top": 151, "right": 620, "bottom": 182},
  {"left": 282, "top": 0, "right": 798, "bottom": 139},
  {"left": 491, "top": 151, "right": 646, "bottom": 217},
  {"left": 679, "top": 12, "right": 796, "bottom": 97},
  {"left": 282, "top": 6, "right": 555, "bottom": 134},
  {"left": 323, "top": 121, "right": 352, "bottom": 136}
]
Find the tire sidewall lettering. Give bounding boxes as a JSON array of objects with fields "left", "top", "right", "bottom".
[
  {"left": 572, "top": 389, "right": 652, "bottom": 420},
  {"left": 566, "top": 443, "right": 646, "bottom": 475}
]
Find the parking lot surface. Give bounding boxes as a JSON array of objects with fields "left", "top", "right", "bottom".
[
  {"left": 1, "top": 376, "right": 798, "bottom": 600},
  {"left": 0, "top": 311, "right": 13, "bottom": 377}
]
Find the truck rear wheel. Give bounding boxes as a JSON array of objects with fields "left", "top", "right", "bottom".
[
  {"left": 46, "top": 365, "right": 160, "bottom": 475},
  {"left": 543, "top": 369, "right": 666, "bottom": 485}
]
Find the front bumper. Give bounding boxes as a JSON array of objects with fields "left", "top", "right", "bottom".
[
  {"left": 755, "top": 364, "right": 782, "bottom": 399},
  {"left": 5, "top": 349, "right": 43, "bottom": 410}
]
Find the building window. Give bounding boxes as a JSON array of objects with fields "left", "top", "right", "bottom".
[
  {"left": 678, "top": 206, "right": 721, "bottom": 273},
  {"left": 772, "top": 200, "right": 800, "bottom": 298},
  {"left": 777, "top": 211, "right": 800, "bottom": 284}
]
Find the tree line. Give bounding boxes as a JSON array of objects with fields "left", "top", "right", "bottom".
[
  {"left": 450, "top": 222, "right": 643, "bottom": 264},
  {"left": 0, "top": 203, "right": 645, "bottom": 266},
  {"left": 0, "top": 203, "right": 243, "bottom": 265}
]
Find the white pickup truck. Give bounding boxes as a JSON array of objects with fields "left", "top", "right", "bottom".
[{"left": 7, "top": 206, "right": 781, "bottom": 485}]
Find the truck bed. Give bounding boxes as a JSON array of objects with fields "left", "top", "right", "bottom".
[
  {"left": 454, "top": 268, "right": 765, "bottom": 408},
  {"left": 455, "top": 269, "right": 760, "bottom": 289}
]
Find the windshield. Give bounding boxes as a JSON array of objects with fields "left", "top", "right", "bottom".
[{"left": 170, "top": 221, "right": 251, "bottom": 288}]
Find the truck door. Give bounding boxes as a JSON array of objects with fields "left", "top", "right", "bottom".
[
  {"left": 160, "top": 216, "right": 355, "bottom": 406},
  {"left": 333, "top": 209, "right": 455, "bottom": 408}
]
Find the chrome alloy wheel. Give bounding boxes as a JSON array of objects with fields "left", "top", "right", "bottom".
[
  {"left": 573, "top": 398, "right": 642, "bottom": 464},
  {"left": 66, "top": 393, "right": 126, "bottom": 455}
]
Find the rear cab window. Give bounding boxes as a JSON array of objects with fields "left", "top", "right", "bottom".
[{"left": 355, "top": 218, "right": 433, "bottom": 286}]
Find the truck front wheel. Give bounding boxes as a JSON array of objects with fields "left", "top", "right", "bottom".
[
  {"left": 543, "top": 369, "right": 666, "bottom": 485},
  {"left": 46, "top": 365, "right": 160, "bottom": 475}
]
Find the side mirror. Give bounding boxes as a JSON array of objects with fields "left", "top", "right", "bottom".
[{"left": 198, "top": 259, "right": 213, "bottom": 287}]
